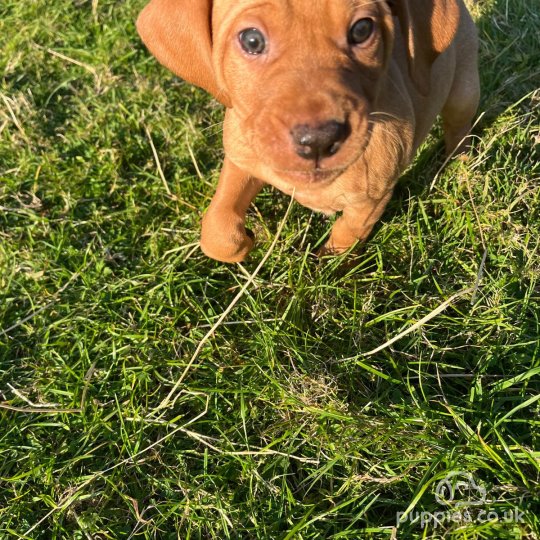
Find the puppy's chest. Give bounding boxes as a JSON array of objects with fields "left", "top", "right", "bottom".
[
  {"left": 254, "top": 160, "right": 371, "bottom": 215},
  {"left": 291, "top": 181, "right": 367, "bottom": 215}
]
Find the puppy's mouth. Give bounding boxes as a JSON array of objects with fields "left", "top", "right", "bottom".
[{"left": 278, "top": 165, "right": 347, "bottom": 184}]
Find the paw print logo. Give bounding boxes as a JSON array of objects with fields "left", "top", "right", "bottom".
[{"left": 435, "top": 472, "right": 487, "bottom": 508}]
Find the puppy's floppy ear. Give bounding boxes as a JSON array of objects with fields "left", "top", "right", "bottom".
[
  {"left": 389, "top": 0, "right": 460, "bottom": 94},
  {"left": 137, "top": 0, "right": 231, "bottom": 107}
]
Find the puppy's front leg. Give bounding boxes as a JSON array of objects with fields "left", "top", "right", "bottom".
[
  {"left": 319, "top": 191, "right": 394, "bottom": 256},
  {"left": 201, "top": 158, "right": 264, "bottom": 263}
]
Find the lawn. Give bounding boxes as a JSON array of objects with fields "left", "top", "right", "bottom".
[{"left": 0, "top": 0, "right": 539, "bottom": 538}]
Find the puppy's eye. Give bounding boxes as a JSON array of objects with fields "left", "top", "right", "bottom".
[
  {"left": 348, "top": 18, "right": 374, "bottom": 45},
  {"left": 238, "top": 28, "right": 266, "bottom": 55}
]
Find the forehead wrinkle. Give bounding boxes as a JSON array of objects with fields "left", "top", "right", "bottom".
[
  {"left": 350, "top": 0, "right": 386, "bottom": 8},
  {"left": 214, "top": 0, "right": 276, "bottom": 26}
]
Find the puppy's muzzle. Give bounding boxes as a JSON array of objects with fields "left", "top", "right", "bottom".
[{"left": 291, "top": 120, "right": 350, "bottom": 164}]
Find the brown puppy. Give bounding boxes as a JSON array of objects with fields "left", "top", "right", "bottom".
[{"left": 137, "top": 0, "right": 480, "bottom": 263}]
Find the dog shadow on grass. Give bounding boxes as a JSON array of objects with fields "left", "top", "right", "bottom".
[
  {"left": 314, "top": 0, "right": 539, "bottom": 373},
  {"left": 279, "top": 0, "right": 540, "bottom": 431}
]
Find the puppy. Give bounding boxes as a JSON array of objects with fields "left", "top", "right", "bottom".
[{"left": 137, "top": 0, "right": 480, "bottom": 263}]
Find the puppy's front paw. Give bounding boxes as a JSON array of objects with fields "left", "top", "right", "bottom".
[
  {"left": 315, "top": 241, "right": 353, "bottom": 258},
  {"left": 201, "top": 212, "right": 255, "bottom": 263}
]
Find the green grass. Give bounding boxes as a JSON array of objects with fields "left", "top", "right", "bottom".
[{"left": 0, "top": 0, "right": 539, "bottom": 538}]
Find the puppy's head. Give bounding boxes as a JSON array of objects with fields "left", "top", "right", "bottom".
[{"left": 138, "top": 0, "right": 460, "bottom": 185}]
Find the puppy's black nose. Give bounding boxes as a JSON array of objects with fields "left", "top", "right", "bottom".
[{"left": 291, "top": 120, "right": 350, "bottom": 162}]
